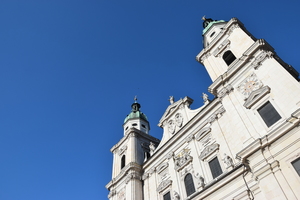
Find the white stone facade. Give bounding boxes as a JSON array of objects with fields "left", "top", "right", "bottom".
[{"left": 106, "top": 18, "right": 300, "bottom": 200}]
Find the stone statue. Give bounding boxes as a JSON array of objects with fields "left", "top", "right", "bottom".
[
  {"left": 173, "top": 191, "right": 180, "bottom": 200},
  {"left": 195, "top": 173, "right": 205, "bottom": 188},
  {"left": 202, "top": 93, "right": 210, "bottom": 105},
  {"left": 149, "top": 142, "right": 155, "bottom": 156},
  {"left": 223, "top": 153, "right": 234, "bottom": 168},
  {"left": 169, "top": 96, "right": 174, "bottom": 104}
]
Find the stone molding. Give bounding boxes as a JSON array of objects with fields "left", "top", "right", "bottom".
[
  {"left": 217, "top": 85, "right": 234, "bottom": 99},
  {"left": 157, "top": 162, "right": 169, "bottom": 174},
  {"left": 208, "top": 39, "right": 273, "bottom": 95},
  {"left": 125, "top": 171, "right": 142, "bottom": 184},
  {"left": 195, "top": 127, "right": 211, "bottom": 141},
  {"left": 174, "top": 148, "right": 193, "bottom": 171},
  {"left": 118, "top": 145, "right": 127, "bottom": 156},
  {"left": 213, "top": 39, "right": 230, "bottom": 57},
  {"left": 250, "top": 50, "right": 273, "bottom": 69},
  {"left": 243, "top": 86, "right": 270, "bottom": 109},
  {"left": 157, "top": 179, "right": 172, "bottom": 193},
  {"left": 199, "top": 143, "right": 220, "bottom": 161}
]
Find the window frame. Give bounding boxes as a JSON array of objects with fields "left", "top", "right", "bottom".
[
  {"left": 184, "top": 173, "right": 196, "bottom": 197},
  {"left": 208, "top": 156, "right": 223, "bottom": 179},
  {"left": 257, "top": 101, "right": 282, "bottom": 127}
]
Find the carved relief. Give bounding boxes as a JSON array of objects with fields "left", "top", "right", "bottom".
[
  {"left": 118, "top": 145, "right": 127, "bottom": 156},
  {"left": 175, "top": 113, "right": 183, "bottom": 127},
  {"left": 196, "top": 127, "right": 211, "bottom": 141},
  {"left": 199, "top": 143, "right": 219, "bottom": 161},
  {"left": 157, "top": 179, "right": 172, "bottom": 193},
  {"left": 166, "top": 151, "right": 174, "bottom": 160},
  {"left": 108, "top": 189, "right": 116, "bottom": 198},
  {"left": 185, "top": 133, "right": 194, "bottom": 143},
  {"left": 226, "top": 23, "right": 240, "bottom": 35},
  {"left": 237, "top": 73, "right": 263, "bottom": 99},
  {"left": 125, "top": 171, "right": 141, "bottom": 184},
  {"left": 117, "top": 188, "right": 126, "bottom": 200},
  {"left": 217, "top": 84, "right": 234, "bottom": 99},
  {"left": 223, "top": 153, "right": 234, "bottom": 169},
  {"left": 194, "top": 173, "right": 205, "bottom": 188},
  {"left": 250, "top": 50, "right": 273, "bottom": 69},
  {"left": 213, "top": 39, "right": 230, "bottom": 57},
  {"left": 174, "top": 148, "right": 193, "bottom": 171},
  {"left": 157, "top": 162, "right": 169, "bottom": 174},
  {"left": 173, "top": 191, "right": 180, "bottom": 200},
  {"left": 205, "top": 106, "right": 226, "bottom": 124},
  {"left": 168, "top": 120, "right": 175, "bottom": 134}
]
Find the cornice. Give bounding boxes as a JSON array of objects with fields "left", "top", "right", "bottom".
[
  {"left": 236, "top": 110, "right": 300, "bottom": 160},
  {"left": 106, "top": 162, "right": 142, "bottom": 190},
  {"left": 110, "top": 128, "right": 160, "bottom": 153}
]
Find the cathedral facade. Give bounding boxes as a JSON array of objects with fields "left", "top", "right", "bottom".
[{"left": 106, "top": 18, "right": 300, "bottom": 200}]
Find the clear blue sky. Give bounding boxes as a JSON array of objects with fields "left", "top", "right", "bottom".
[{"left": 0, "top": 1, "right": 299, "bottom": 199}]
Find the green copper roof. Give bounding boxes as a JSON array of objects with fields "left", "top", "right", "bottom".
[
  {"left": 124, "top": 110, "right": 148, "bottom": 123},
  {"left": 202, "top": 20, "right": 225, "bottom": 34},
  {"left": 124, "top": 100, "right": 148, "bottom": 123}
]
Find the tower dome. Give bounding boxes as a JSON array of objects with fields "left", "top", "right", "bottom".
[{"left": 123, "top": 97, "right": 150, "bottom": 135}]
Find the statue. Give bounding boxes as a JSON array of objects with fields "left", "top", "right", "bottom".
[
  {"left": 195, "top": 173, "right": 205, "bottom": 188},
  {"left": 149, "top": 142, "right": 155, "bottom": 156},
  {"left": 202, "top": 93, "right": 210, "bottom": 105},
  {"left": 173, "top": 191, "right": 180, "bottom": 200},
  {"left": 223, "top": 153, "right": 234, "bottom": 168},
  {"left": 169, "top": 96, "right": 174, "bottom": 104}
]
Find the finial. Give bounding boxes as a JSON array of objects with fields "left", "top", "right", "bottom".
[
  {"left": 134, "top": 95, "right": 138, "bottom": 103},
  {"left": 202, "top": 15, "right": 206, "bottom": 21}
]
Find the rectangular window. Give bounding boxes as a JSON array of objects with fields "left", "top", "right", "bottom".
[
  {"left": 292, "top": 158, "right": 300, "bottom": 176},
  {"left": 209, "top": 157, "right": 223, "bottom": 179},
  {"left": 163, "top": 192, "right": 171, "bottom": 200},
  {"left": 257, "top": 101, "right": 281, "bottom": 127}
]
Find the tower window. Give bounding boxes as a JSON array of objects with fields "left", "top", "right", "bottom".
[
  {"left": 163, "top": 192, "right": 171, "bottom": 200},
  {"left": 132, "top": 123, "right": 137, "bottom": 126},
  {"left": 184, "top": 173, "right": 196, "bottom": 197},
  {"left": 142, "top": 124, "right": 146, "bottom": 128},
  {"left": 210, "top": 32, "right": 215, "bottom": 37},
  {"left": 257, "top": 101, "right": 281, "bottom": 127},
  {"left": 209, "top": 157, "right": 223, "bottom": 179},
  {"left": 121, "top": 155, "right": 126, "bottom": 169},
  {"left": 223, "top": 50, "right": 236, "bottom": 66},
  {"left": 292, "top": 158, "right": 300, "bottom": 176}
]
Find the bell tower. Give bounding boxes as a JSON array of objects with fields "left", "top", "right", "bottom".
[{"left": 106, "top": 98, "right": 160, "bottom": 200}]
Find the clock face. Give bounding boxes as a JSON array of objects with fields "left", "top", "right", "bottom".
[{"left": 238, "top": 74, "right": 263, "bottom": 97}]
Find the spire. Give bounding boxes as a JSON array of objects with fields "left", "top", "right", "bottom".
[
  {"left": 202, "top": 15, "right": 215, "bottom": 28},
  {"left": 124, "top": 97, "right": 148, "bottom": 123}
]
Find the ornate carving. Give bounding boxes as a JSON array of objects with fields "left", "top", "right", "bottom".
[
  {"left": 108, "top": 189, "right": 116, "bottom": 198},
  {"left": 168, "top": 120, "right": 175, "bottom": 134},
  {"left": 166, "top": 151, "right": 174, "bottom": 160},
  {"left": 117, "top": 188, "right": 126, "bottom": 200},
  {"left": 250, "top": 50, "right": 273, "bottom": 69},
  {"left": 226, "top": 24, "right": 240, "bottom": 35},
  {"left": 157, "top": 179, "right": 172, "bottom": 193},
  {"left": 169, "top": 96, "right": 175, "bottom": 104},
  {"left": 118, "top": 145, "right": 127, "bottom": 156},
  {"left": 223, "top": 153, "right": 234, "bottom": 169},
  {"left": 195, "top": 127, "right": 211, "bottom": 141},
  {"left": 174, "top": 148, "right": 193, "bottom": 171},
  {"left": 202, "top": 92, "right": 210, "bottom": 105},
  {"left": 194, "top": 173, "right": 205, "bottom": 188},
  {"left": 237, "top": 73, "right": 263, "bottom": 99},
  {"left": 149, "top": 142, "right": 156, "bottom": 156},
  {"left": 173, "top": 191, "right": 180, "bottom": 200},
  {"left": 213, "top": 39, "right": 230, "bottom": 57},
  {"left": 217, "top": 84, "right": 234, "bottom": 99},
  {"left": 199, "top": 143, "right": 219, "bottom": 161},
  {"left": 175, "top": 113, "right": 183, "bottom": 127},
  {"left": 125, "top": 171, "right": 141, "bottom": 184},
  {"left": 157, "top": 162, "right": 169, "bottom": 174},
  {"left": 185, "top": 133, "right": 194, "bottom": 143}
]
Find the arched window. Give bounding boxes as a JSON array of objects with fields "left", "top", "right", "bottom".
[
  {"left": 184, "top": 173, "right": 195, "bottom": 197},
  {"left": 223, "top": 50, "right": 236, "bottom": 66},
  {"left": 121, "top": 155, "right": 126, "bottom": 169}
]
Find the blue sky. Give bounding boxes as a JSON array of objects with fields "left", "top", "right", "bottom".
[{"left": 0, "top": 1, "right": 299, "bottom": 199}]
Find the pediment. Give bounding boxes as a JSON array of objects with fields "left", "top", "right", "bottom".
[
  {"left": 158, "top": 96, "right": 193, "bottom": 127},
  {"left": 199, "top": 143, "right": 219, "bottom": 161},
  {"left": 244, "top": 86, "right": 270, "bottom": 109}
]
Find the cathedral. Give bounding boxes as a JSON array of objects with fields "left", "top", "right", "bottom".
[{"left": 106, "top": 17, "right": 300, "bottom": 200}]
